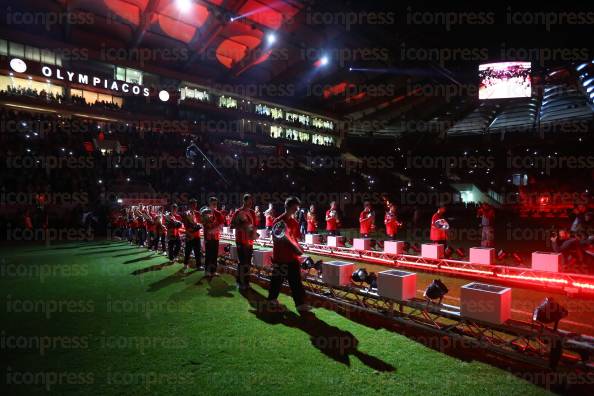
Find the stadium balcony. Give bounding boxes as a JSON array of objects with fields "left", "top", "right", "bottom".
[
  {"left": 487, "top": 98, "right": 538, "bottom": 133},
  {"left": 447, "top": 102, "right": 498, "bottom": 135}
]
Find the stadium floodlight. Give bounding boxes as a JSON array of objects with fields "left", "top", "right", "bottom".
[
  {"left": 351, "top": 268, "right": 377, "bottom": 289},
  {"left": 533, "top": 297, "right": 568, "bottom": 331},
  {"left": 424, "top": 279, "right": 448, "bottom": 304},
  {"left": 266, "top": 33, "right": 276, "bottom": 45},
  {"left": 176, "top": 0, "right": 192, "bottom": 12}
]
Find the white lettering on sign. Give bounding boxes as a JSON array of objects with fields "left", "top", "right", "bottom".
[{"left": 26, "top": 62, "right": 150, "bottom": 97}]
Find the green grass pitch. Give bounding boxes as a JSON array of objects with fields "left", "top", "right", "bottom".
[{"left": 0, "top": 241, "right": 551, "bottom": 395}]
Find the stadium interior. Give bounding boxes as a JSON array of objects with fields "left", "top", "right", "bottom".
[{"left": 0, "top": 0, "right": 593, "bottom": 395}]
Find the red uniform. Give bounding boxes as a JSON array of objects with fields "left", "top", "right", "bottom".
[
  {"left": 167, "top": 213, "right": 184, "bottom": 237},
  {"left": 231, "top": 208, "right": 257, "bottom": 246},
  {"left": 359, "top": 210, "right": 374, "bottom": 235},
  {"left": 146, "top": 212, "right": 157, "bottom": 233},
  {"left": 306, "top": 212, "right": 317, "bottom": 233},
  {"left": 184, "top": 210, "right": 201, "bottom": 240},
  {"left": 430, "top": 212, "right": 447, "bottom": 242},
  {"left": 254, "top": 212, "right": 262, "bottom": 227},
  {"left": 203, "top": 209, "right": 226, "bottom": 241},
  {"left": 325, "top": 210, "right": 338, "bottom": 231},
  {"left": 265, "top": 213, "right": 274, "bottom": 227},
  {"left": 384, "top": 212, "right": 399, "bottom": 237},
  {"left": 272, "top": 213, "right": 301, "bottom": 263}
]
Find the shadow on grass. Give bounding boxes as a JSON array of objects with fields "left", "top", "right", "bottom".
[
  {"left": 123, "top": 254, "right": 163, "bottom": 264},
  {"left": 206, "top": 277, "right": 235, "bottom": 298},
  {"left": 241, "top": 288, "right": 395, "bottom": 372},
  {"left": 147, "top": 269, "right": 189, "bottom": 292},
  {"left": 76, "top": 248, "right": 138, "bottom": 256},
  {"left": 114, "top": 250, "right": 151, "bottom": 258},
  {"left": 131, "top": 261, "right": 175, "bottom": 275}
]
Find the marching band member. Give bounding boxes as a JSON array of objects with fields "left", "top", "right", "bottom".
[
  {"left": 154, "top": 206, "right": 167, "bottom": 254},
  {"left": 267, "top": 196, "right": 311, "bottom": 313},
  {"left": 359, "top": 201, "right": 375, "bottom": 238},
  {"left": 384, "top": 204, "right": 402, "bottom": 240},
  {"left": 136, "top": 205, "right": 147, "bottom": 247},
  {"left": 430, "top": 205, "right": 448, "bottom": 245},
  {"left": 306, "top": 204, "right": 318, "bottom": 234},
  {"left": 202, "top": 197, "right": 226, "bottom": 277},
  {"left": 145, "top": 206, "right": 157, "bottom": 250},
  {"left": 254, "top": 205, "right": 263, "bottom": 228},
  {"left": 325, "top": 201, "right": 340, "bottom": 236},
  {"left": 296, "top": 205, "right": 307, "bottom": 238},
  {"left": 231, "top": 194, "right": 258, "bottom": 290},
  {"left": 182, "top": 199, "right": 202, "bottom": 273},
  {"left": 264, "top": 203, "right": 275, "bottom": 231},
  {"left": 220, "top": 205, "right": 229, "bottom": 226},
  {"left": 166, "top": 204, "right": 183, "bottom": 262},
  {"left": 477, "top": 203, "right": 495, "bottom": 248}
]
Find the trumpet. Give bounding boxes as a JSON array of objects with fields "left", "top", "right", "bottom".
[
  {"left": 182, "top": 209, "right": 201, "bottom": 232},
  {"left": 200, "top": 206, "right": 215, "bottom": 229},
  {"left": 272, "top": 220, "right": 303, "bottom": 256},
  {"left": 434, "top": 218, "right": 450, "bottom": 230}
]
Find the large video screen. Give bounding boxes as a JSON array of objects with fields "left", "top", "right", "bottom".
[{"left": 479, "top": 62, "right": 531, "bottom": 100}]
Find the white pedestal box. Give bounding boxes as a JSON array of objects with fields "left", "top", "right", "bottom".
[
  {"left": 305, "top": 234, "right": 322, "bottom": 245},
  {"left": 377, "top": 270, "right": 417, "bottom": 301},
  {"left": 531, "top": 252, "right": 562, "bottom": 272},
  {"left": 384, "top": 241, "right": 406, "bottom": 255},
  {"left": 460, "top": 282, "right": 512, "bottom": 325},
  {"left": 253, "top": 249, "right": 273, "bottom": 268},
  {"left": 421, "top": 244, "right": 444, "bottom": 259},
  {"left": 353, "top": 238, "right": 372, "bottom": 251},
  {"left": 258, "top": 229, "right": 270, "bottom": 239},
  {"left": 469, "top": 247, "right": 495, "bottom": 265},
  {"left": 327, "top": 236, "right": 345, "bottom": 248},
  {"left": 222, "top": 227, "right": 235, "bottom": 237},
  {"left": 322, "top": 261, "right": 354, "bottom": 287},
  {"left": 229, "top": 245, "right": 238, "bottom": 261}
]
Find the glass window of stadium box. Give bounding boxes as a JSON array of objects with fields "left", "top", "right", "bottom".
[
  {"left": 8, "top": 42, "right": 24, "bottom": 58},
  {"left": 70, "top": 88, "right": 123, "bottom": 107},
  {"left": 180, "top": 86, "right": 210, "bottom": 103},
  {"left": 270, "top": 125, "right": 283, "bottom": 138},
  {"left": 0, "top": 75, "right": 64, "bottom": 97},
  {"left": 115, "top": 66, "right": 143, "bottom": 85},
  {"left": 1, "top": 40, "right": 62, "bottom": 66},
  {"left": 219, "top": 96, "right": 237, "bottom": 109}
]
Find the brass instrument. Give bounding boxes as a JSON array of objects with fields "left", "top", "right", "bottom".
[
  {"left": 434, "top": 218, "right": 450, "bottom": 230},
  {"left": 200, "top": 206, "right": 215, "bottom": 229},
  {"left": 272, "top": 220, "right": 303, "bottom": 256}
]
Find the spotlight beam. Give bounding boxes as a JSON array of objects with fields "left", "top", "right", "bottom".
[{"left": 348, "top": 67, "right": 441, "bottom": 77}]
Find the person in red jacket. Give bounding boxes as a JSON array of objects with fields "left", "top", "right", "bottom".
[
  {"left": 166, "top": 204, "right": 184, "bottom": 261},
  {"left": 254, "top": 205, "right": 263, "bottom": 228},
  {"left": 264, "top": 203, "right": 275, "bottom": 231},
  {"left": 325, "top": 201, "right": 340, "bottom": 236},
  {"left": 430, "top": 206, "right": 448, "bottom": 245},
  {"left": 359, "top": 201, "right": 375, "bottom": 238},
  {"left": 267, "top": 196, "right": 310, "bottom": 313},
  {"left": 384, "top": 204, "right": 401, "bottom": 240},
  {"left": 231, "top": 194, "right": 257, "bottom": 290},
  {"left": 202, "top": 197, "right": 226, "bottom": 277},
  {"left": 182, "top": 199, "right": 202, "bottom": 273},
  {"left": 306, "top": 204, "right": 318, "bottom": 234}
]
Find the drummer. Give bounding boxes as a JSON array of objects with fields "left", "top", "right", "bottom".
[{"left": 430, "top": 205, "right": 448, "bottom": 245}]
